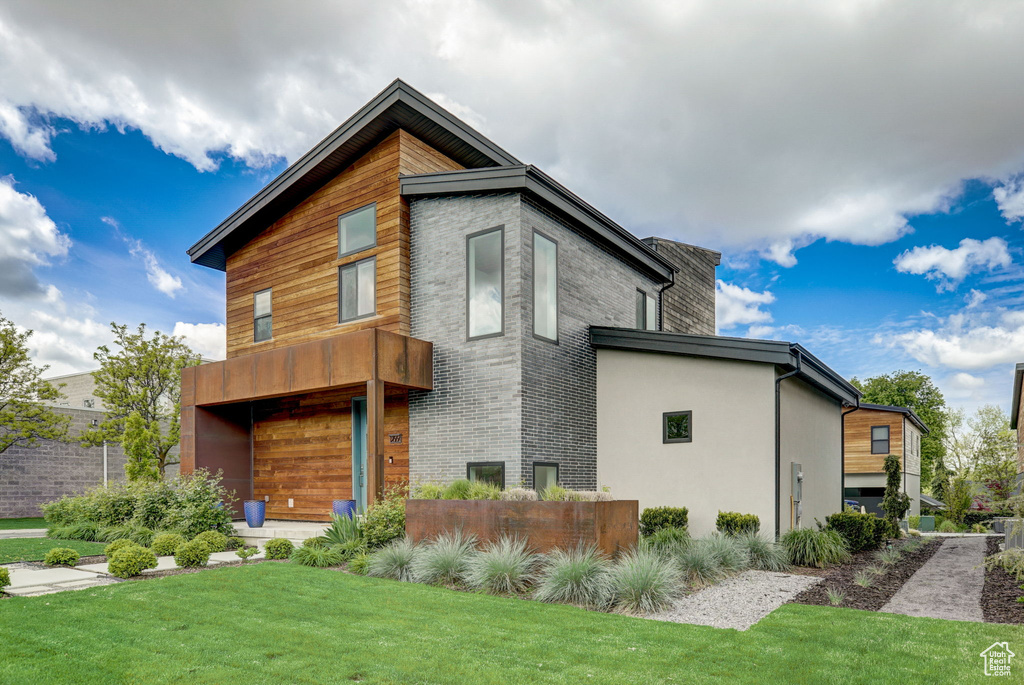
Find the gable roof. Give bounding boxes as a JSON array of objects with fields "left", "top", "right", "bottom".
[
  {"left": 858, "top": 403, "right": 930, "bottom": 434},
  {"left": 589, "top": 327, "right": 861, "bottom": 405},
  {"left": 187, "top": 79, "right": 521, "bottom": 271},
  {"left": 1012, "top": 363, "right": 1024, "bottom": 430}
]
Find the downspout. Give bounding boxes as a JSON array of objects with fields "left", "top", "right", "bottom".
[
  {"left": 841, "top": 403, "right": 861, "bottom": 510},
  {"left": 775, "top": 349, "right": 802, "bottom": 540}
]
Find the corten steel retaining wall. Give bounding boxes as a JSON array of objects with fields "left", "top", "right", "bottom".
[{"left": 405, "top": 499, "right": 639, "bottom": 557}]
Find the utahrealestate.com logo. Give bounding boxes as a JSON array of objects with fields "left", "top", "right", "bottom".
[{"left": 980, "top": 642, "right": 1015, "bottom": 677}]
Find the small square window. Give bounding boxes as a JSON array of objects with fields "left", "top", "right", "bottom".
[
  {"left": 663, "top": 411, "right": 692, "bottom": 443},
  {"left": 467, "top": 462, "right": 505, "bottom": 489},
  {"left": 870, "top": 425, "right": 890, "bottom": 454},
  {"left": 338, "top": 203, "right": 376, "bottom": 257},
  {"left": 533, "top": 462, "right": 559, "bottom": 493}
]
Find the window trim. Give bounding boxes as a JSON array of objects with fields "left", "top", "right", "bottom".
[
  {"left": 636, "top": 288, "right": 647, "bottom": 329},
  {"left": 337, "top": 202, "right": 377, "bottom": 259},
  {"left": 338, "top": 256, "right": 377, "bottom": 323},
  {"left": 532, "top": 461, "right": 560, "bottom": 490},
  {"left": 253, "top": 287, "right": 272, "bottom": 343},
  {"left": 532, "top": 229, "right": 559, "bottom": 344},
  {"left": 870, "top": 425, "right": 890, "bottom": 455},
  {"left": 466, "top": 225, "right": 505, "bottom": 341},
  {"left": 663, "top": 410, "right": 693, "bottom": 444},
  {"left": 466, "top": 461, "right": 506, "bottom": 489}
]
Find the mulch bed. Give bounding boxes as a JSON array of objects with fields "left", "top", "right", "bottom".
[
  {"left": 791, "top": 537, "right": 942, "bottom": 611},
  {"left": 981, "top": 536, "right": 1024, "bottom": 625}
]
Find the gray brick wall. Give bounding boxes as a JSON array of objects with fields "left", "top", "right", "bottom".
[{"left": 643, "top": 237, "right": 719, "bottom": 335}]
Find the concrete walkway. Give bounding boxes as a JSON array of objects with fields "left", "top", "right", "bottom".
[
  {"left": 881, "top": 537, "right": 987, "bottom": 622},
  {"left": 0, "top": 529, "right": 47, "bottom": 539}
]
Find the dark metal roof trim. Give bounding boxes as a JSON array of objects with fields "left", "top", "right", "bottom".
[
  {"left": 589, "top": 327, "right": 861, "bottom": 405},
  {"left": 1011, "top": 362, "right": 1024, "bottom": 430},
  {"left": 400, "top": 166, "right": 676, "bottom": 283},
  {"left": 188, "top": 79, "right": 521, "bottom": 271},
  {"left": 858, "top": 403, "right": 930, "bottom": 434}
]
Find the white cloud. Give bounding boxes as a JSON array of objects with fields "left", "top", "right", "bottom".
[
  {"left": 173, "top": 322, "right": 226, "bottom": 360},
  {"left": 3, "top": 3, "right": 1024, "bottom": 257},
  {"left": 0, "top": 175, "right": 71, "bottom": 298},
  {"left": 715, "top": 280, "right": 774, "bottom": 331},
  {"left": 993, "top": 177, "right": 1024, "bottom": 223},
  {"left": 892, "top": 309, "right": 1024, "bottom": 370},
  {"left": 108, "top": 218, "right": 183, "bottom": 298},
  {"left": 965, "top": 289, "right": 987, "bottom": 308},
  {"left": 893, "top": 237, "right": 1012, "bottom": 291}
]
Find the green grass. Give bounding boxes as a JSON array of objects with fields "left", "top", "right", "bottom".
[
  {"left": 0, "top": 563, "right": 1018, "bottom": 684},
  {"left": 0, "top": 517, "right": 46, "bottom": 530},
  {"left": 0, "top": 538, "right": 107, "bottom": 563}
]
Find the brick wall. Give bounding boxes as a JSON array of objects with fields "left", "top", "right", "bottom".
[{"left": 643, "top": 237, "right": 719, "bottom": 335}]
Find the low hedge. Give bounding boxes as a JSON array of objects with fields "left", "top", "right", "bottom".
[
  {"left": 264, "top": 538, "right": 294, "bottom": 560},
  {"left": 825, "top": 510, "right": 886, "bottom": 553},
  {"left": 174, "top": 540, "right": 211, "bottom": 568},
  {"left": 716, "top": 512, "right": 760, "bottom": 536},
  {"left": 108, "top": 545, "right": 158, "bottom": 578},
  {"left": 193, "top": 531, "right": 228, "bottom": 553},
  {"left": 43, "top": 547, "right": 80, "bottom": 567},
  {"left": 152, "top": 533, "right": 187, "bottom": 557},
  {"left": 104, "top": 538, "right": 137, "bottom": 558},
  {"left": 640, "top": 507, "right": 689, "bottom": 537}
]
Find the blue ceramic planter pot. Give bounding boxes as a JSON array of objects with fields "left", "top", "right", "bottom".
[
  {"left": 244, "top": 500, "right": 266, "bottom": 528},
  {"left": 332, "top": 499, "right": 357, "bottom": 519}
]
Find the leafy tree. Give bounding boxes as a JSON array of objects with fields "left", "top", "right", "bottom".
[
  {"left": 0, "top": 313, "right": 70, "bottom": 455},
  {"left": 83, "top": 323, "right": 200, "bottom": 479},
  {"left": 880, "top": 453, "right": 910, "bottom": 527},
  {"left": 851, "top": 370, "right": 948, "bottom": 490},
  {"left": 945, "top": 475, "right": 974, "bottom": 525}
]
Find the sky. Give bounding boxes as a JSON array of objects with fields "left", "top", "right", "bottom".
[{"left": 0, "top": 0, "right": 1023, "bottom": 415}]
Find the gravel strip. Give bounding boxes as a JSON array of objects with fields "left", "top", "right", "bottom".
[{"left": 646, "top": 570, "right": 822, "bottom": 631}]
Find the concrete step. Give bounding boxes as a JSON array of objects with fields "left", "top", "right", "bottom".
[{"left": 232, "top": 520, "right": 329, "bottom": 547}]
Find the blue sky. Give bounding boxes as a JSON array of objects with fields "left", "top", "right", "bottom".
[{"left": 1, "top": 1, "right": 1023, "bottom": 416}]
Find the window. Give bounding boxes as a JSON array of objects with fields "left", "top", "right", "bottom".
[
  {"left": 871, "top": 426, "right": 890, "bottom": 454},
  {"left": 467, "top": 227, "right": 504, "bottom": 339},
  {"left": 663, "top": 411, "right": 692, "bottom": 443},
  {"left": 636, "top": 289, "right": 658, "bottom": 331},
  {"left": 339, "top": 257, "right": 376, "bottom": 322},
  {"left": 338, "top": 203, "right": 376, "bottom": 257},
  {"left": 533, "top": 462, "right": 559, "bottom": 493},
  {"left": 467, "top": 462, "right": 505, "bottom": 489},
  {"left": 533, "top": 231, "right": 558, "bottom": 341},
  {"left": 254, "top": 288, "right": 272, "bottom": 342}
]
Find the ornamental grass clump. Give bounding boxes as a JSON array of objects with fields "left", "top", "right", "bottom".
[
  {"left": 174, "top": 540, "right": 211, "bottom": 568},
  {"left": 853, "top": 570, "right": 874, "bottom": 588},
  {"left": 411, "top": 530, "right": 477, "bottom": 586},
  {"left": 43, "top": 547, "right": 80, "bottom": 567},
  {"left": 291, "top": 544, "right": 343, "bottom": 568},
  {"left": 533, "top": 545, "right": 613, "bottom": 609},
  {"left": 985, "top": 549, "right": 1024, "bottom": 582},
  {"left": 367, "top": 537, "right": 419, "bottom": 581},
  {"left": 151, "top": 533, "right": 187, "bottom": 556},
  {"left": 609, "top": 548, "right": 683, "bottom": 614},
  {"left": 877, "top": 547, "right": 901, "bottom": 565},
  {"left": 672, "top": 542, "right": 724, "bottom": 588},
  {"left": 937, "top": 519, "right": 959, "bottom": 534},
  {"left": 193, "top": 530, "right": 228, "bottom": 553},
  {"left": 467, "top": 482, "right": 502, "bottom": 500},
  {"left": 107, "top": 545, "right": 158, "bottom": 578},
  {"left": 347, "top": 552, "right": 370, "bottom": 576},
  {"left": 464, "top": 536, "right": 537, "bottom": 595},
  {"left": 499, "top": 488, "right": 538, "bottom": 502},
  {"left": 442, "top": 479, "right": 472, "bottom": 500},
  {"left": 736, "top": 532, "right": 789, "bottom": 572},
  {"left": 700, "top": 533, "right": 749, "bottom": 574},
  {"left": 641, "top": 526, "right": 691, "bottom": 555},
  {"left": 781, "top": 528, "right": 850, "bottom": 568},
  {"left": 263, "top": 538, "right": 294, "bottom": 560},
  {"left": 826, "top": 586, "right": 846, "bottom": 606}
]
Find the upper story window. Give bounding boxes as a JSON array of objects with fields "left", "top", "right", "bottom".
[
  {"left": 533, "top": 231, "right": 558, "bottom": 342},
  {"left": 663, "top": 410, "right": 692, "bottom": 443},
  {"left": 871, "top": 425, "right": 890, "bottom": 454},
  {"left": 467, "top": 226, "right": 504, "bottom": 339},
  {"left": 636, "top": 289, "right": 658, "bottom": 331},
  {"left": 338, "top": 203, "right": 377, "bottom": 258},
  {"left": 254, "top": 288, "right": 272, "bottom": 342},
  {"left": 339, "top": 257, "right": 376, "bottom": 322}
]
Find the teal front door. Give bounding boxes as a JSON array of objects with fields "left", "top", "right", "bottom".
[{"left": 352, "top": 397, "right": 368, "bottom": 513}]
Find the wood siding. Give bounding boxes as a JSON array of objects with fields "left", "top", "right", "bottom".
[
  {"left": 844, "top": 408, "right": 904, "bottom": 474},
  {"left": 252, "top": 387, "right": 409, "bottom": 521},
  {"left": 224, "top": 129, "right": 462, "bottom": 358}
]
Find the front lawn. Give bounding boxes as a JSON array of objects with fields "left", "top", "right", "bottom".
[
  {"left": 0, "top": 538, "right": 107, "bottom": 564},
  {"left": 0, "top": 517, "right": 46, "bottom": 530},
  {"left": 1, "top": 563, "right": 1017, "bottom": 683}
]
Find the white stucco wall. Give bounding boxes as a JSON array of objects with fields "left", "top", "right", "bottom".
[{"left": 595, "top": 349, "right": 777, "bottom": 537}]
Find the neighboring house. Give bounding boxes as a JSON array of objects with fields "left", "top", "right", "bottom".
[
  {"left": 43, "top": 370, "right": 106, "bottom": 411},
  {"left": 842, "top": 403, "right": 927, "bottom": 518},
  {"left": 1012, "top": 363, "right": 1023, "bottom": 477},
  {"left": 180, "top": 79, "right": 855, "bottom": 532}
]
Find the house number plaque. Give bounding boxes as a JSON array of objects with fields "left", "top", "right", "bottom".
[{"left": 388, "top": 433, "right": 403, "bottom": 444}]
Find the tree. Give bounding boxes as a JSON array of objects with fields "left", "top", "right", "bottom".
[
  {"left": 0, "top": 313, "right": 70, "bottom": 455},
  {"left": 880, "top": 453, "right": 910, "bottom": 528},
  {"left": 83, "top": 322, "right": 200, "bottom": 479},
  {"left": 943, "top": 404, "right": 1016, "bottom": 504},
  {"left": 945, "top": 475, "right": 974, "bottom": 525},
  {"left": 851, "top": 370, "right": 948, "bottom": 490}
]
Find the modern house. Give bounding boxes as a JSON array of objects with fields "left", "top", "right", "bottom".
[
  {"left": 1012, "top": 363, "right": 1023, "bottom": 478},
  {"left": 180, "top": 79, "right": 855, "bottom": 533},
  {"left": 842, "top": 403, "right": 927, "bottom": 517}
]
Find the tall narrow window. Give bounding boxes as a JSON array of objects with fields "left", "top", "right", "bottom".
[
  {"left": 636, "top": 289, "right": 658, "bottom": 331},
  {"left": 533, "top": 231, "right": 558, "bottom": 341},
  {"left": 871, "top": 426, "right": 890, "bottom": 454},
  {"left": 646, "top": 292, "right": 657, "bottom": 331},
  {"left": 254, "top": 288, "right": 272, "bottom": 342},
  {"left": 338, "top": 203, "right": 376, "bottom": 257},
  {"left": 339, "top": 257, "right": 376, "bottom": 322},
  {"left": 467, "top": 227, "right": 504, "bottom": 339}
]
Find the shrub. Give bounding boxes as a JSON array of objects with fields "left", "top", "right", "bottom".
[
  {"left": 193, "top": 530, "right": 228, "bottom": 553},
  {"left": 907, "top": 529, "right": 922, "bottom": 537},
  {"left": 500, "top": 488, "right": 538, "bottom": 502},
  {"left": 782, "top": 528, "right": 850, "bottom": 568},
  {"left": 174, "top": 540, "right": 211, "bottom": 568},
  {"left": 235, "top": 546, "right": 259, "bottom": 562},
  {"left": 467, "top": 481, "right": 502, "bottom": 500},
  {"left": 716, "top": 512, "right": 760, "bottom": 536},
  {"left": 411, "top": 530, "right": 477, "bottom": 586},
  {"left": 302, "top": 536, "right": 325, "bottom": 549},
  {"left": 226, "top": 536, "right": 245, "bottom": 551},
  {"left": 442, "top": 479, "right": 472, "bottom": 500},
  {"left": 533, "top": 545, "right": 613, "bottom": 609},
  {"left": 322, "top": 513, "right": 363, "bottom": 547},
  {"left": 264, "top": 538, "right": 294, "bottom": 560},
  {"left": 108, "top": 546, "right": 158, "bottom": 578},
  {"left": 671, "top": 543, "right": 723, "bottom": 587},
  {"left": 152, "top": 533, "right": 187, "bottom": 556},
  {"left": 332, "top": 539, "right": 369, "bottom": 562},
  {"left": 464, "top": 536, "right": 537, "bottom": 595},
  {"left": 411, "top": 482, "right": 445, "bottom": 499},
  {"left": 971, "top": 523, "right": 989, "bottom": 534},
  {"left": 104, "top": 538, "right": 138, "bottom": 558},
  {"left": 737, "top": 532, "right": 789, "bottom": 572},
  {"left": 825, "top": 510, "right": 885, "bottom": 553},
  {"left": 609, "top": 548, "right": 683, "bottom": 614},
  {"left": 641, "top": 526, "right": 691, "bottom": 555},
  {"left": 0, "top": 567, "right": 9, "bottom": 594},
  {"left": 367, "top": 538, "right": 419, "bottom": 581},
  {"left": 163, "top": 470, "right": 235, "bottom": 538},
  {"left": 985, "top": 549, "right": 1024, "bottom": 582},
  {"left": 44, "top": 547, "right": 80, "bottom": 567},
  {"left": 908, "top": 515, "right": 921, "bottom": 530},
  {"left": 291, "top": 545, "right": 344, "bottom": 567},
  {"left": 640, "top": 507, "right": 689, "bottom": 537},
  {"left": 881, "top": 454, "right": 911, "bottom": 528},
  {"left": 348, "top": 552, "right": 370, "bottom": 576},
  {"left": 938, "top": 519, "right": 959, "bottom": 533},
  {"left": 362, "top": 487, "right": 407, "bottom": 549}
]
